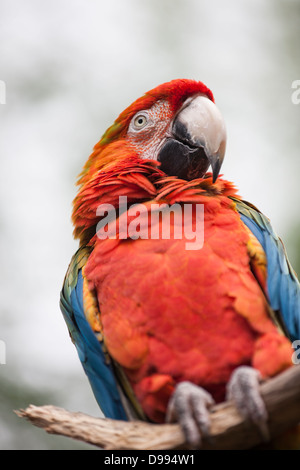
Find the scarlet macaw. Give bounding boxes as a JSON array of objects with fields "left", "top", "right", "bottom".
[{"left": 60, "top": 79, "right": 300, "bottom": 447}]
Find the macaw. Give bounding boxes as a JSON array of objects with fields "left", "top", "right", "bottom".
[{"left": 60, "top": 79, "right": 300, "bottom": 448}]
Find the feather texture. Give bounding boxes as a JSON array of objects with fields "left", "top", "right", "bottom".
[{"left": 234, "top": 198, "right": 300, "bottom": 342}]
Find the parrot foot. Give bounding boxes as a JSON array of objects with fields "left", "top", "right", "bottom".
[
  {"left": 166, "top": 381, "right": 215, "bottom": 448},
  {"left": 226, "top": 366, "right": 270, "bottom": 442}
]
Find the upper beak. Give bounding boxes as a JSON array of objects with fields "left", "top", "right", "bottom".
[{"left": 158, "top": 94, "right": 227, "bottom": 182}]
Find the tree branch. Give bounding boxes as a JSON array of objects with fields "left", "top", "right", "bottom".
[{"left": 16, "top": 365, "right": 300, "bottom": 450}]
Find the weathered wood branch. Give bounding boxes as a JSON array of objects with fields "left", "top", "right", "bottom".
[{"left": 16, "top": 366, "right": 300, "bottom": 450}]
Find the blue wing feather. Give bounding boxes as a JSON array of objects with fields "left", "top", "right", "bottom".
[
  {"left": 60, "top": 249, "right": 128, "bottom": 420},
  {"left": 235, "top": 199, "right": 300, "bottom": 342}
]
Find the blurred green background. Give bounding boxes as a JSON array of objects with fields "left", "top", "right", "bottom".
[{"left": 0, "top": 0, "right": 299, "bottom": 449}]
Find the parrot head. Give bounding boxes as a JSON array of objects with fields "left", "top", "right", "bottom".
[
  {"left": 80, "top": 79, "right": 227, "bottom": 185},
  {"left": 124, "top": 79, "right": 226, "bottom": 183},
  {"left": 74, "top": 79, "right": 227, "bottom": 243}
]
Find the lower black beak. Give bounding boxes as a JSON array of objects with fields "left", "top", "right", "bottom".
[{"left": 157, "top": 138, "right": 210, "bottom": 181}]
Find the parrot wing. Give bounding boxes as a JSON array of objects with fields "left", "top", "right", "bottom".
[
  {"left": 60, "top": 245, "right": 145, "bottom": 420},
  {"left": 234, "top": 198, "right": 300, "bottom": 342}
]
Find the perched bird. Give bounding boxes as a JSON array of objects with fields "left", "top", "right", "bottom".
[{"left": 60, "top": 79, "right": 300, "bottom": 447}]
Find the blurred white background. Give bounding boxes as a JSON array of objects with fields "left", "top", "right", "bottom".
[{"left": 0, "top": 0, "right": 299, "bottom": 449}]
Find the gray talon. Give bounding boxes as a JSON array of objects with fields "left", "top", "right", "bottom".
[
  {"left": 166, "top": 381, "right": 215, "bottom": 448},
  {"left": 226, "top": 366, "right": 270, "bottom": 441}
]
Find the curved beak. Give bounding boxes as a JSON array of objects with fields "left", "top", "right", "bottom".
[{"left": 158, "top": 94, "right": 227, "bottom": 182}]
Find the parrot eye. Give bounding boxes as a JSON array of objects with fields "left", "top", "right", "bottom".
[{"left": 132, "top": 113, "right": 148, "bottom": 130}]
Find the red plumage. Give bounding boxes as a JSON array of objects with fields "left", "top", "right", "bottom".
[{"left": 72, "top": 80, "right": 292, "bottom": 424}]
